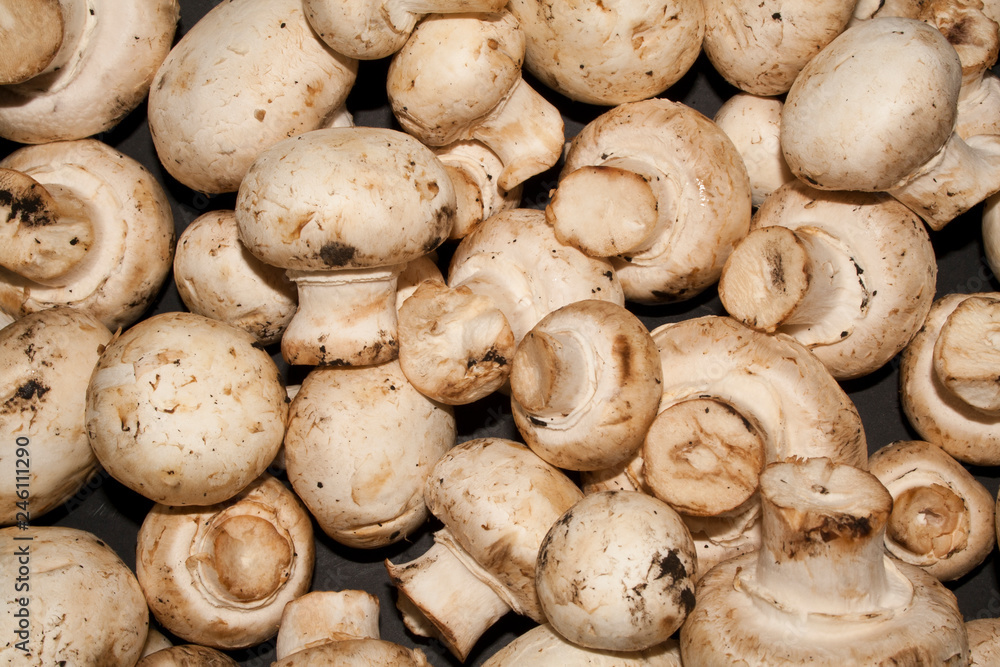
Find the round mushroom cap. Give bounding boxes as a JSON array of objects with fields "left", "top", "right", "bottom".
[
  {"left": 536, "top": 490, "right": 697, "bottom": 651},
  {"left": 482, "top": 623, "right": 684, "bottom": 666},
  {"left": 86, "top": 312, "right": 288, "bottom": 506},
  {"left": 781, "top": 17, "right": 963, "bottom": 191},
  {"left": 0, "top": 307, "right": 111, "bottom": 524},
  {"left": 271, "top": 639, "right": 430, "bottom": 666},
  {"left": 0, "top": 526, "right": 149, "bottom": 666},
  {"left": 968, "top": 617, "right": 1000, "bottom": 666},
  {"left": 236, "top": 127, "right": 454, "bottom": 272},
  {"left": 137, "top": 645, "right": 239, "bottom": 666}
]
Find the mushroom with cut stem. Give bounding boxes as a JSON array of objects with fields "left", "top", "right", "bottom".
[
  {"left": 137, "top": 645, "right": 239, "bottom": 667},
  {"left": 0, "top": 139, "right": 175, "bottom": 331},
  {"left": 0, "top": 0, "right": 179, "bottom": 143},
  {"left": 236, "top": 126, "right": 455, "bottom": 367},
  {"left": 432, "top": 140, "right": 523, "bottom": 240},
  {"left": 482, "top": 623, "right": 683, "bottom": 666},
  {"left": 147, "top": 0, "right": 358, "bottom": 194},
  {"left": 869, "top": 439, "right": 996, "bottom": 582},
  {"left": 136, "top": 473, "right": 315, "bottom": 650},
  {"left": 386, "top": 10, "right": 565, "bottom": 192},
  {"left": 900, "top": 292, "right": 1000, "bottom": 466},
  {"left": 680, "top": 457, "right": 971, "bottom": 666},
  {"left": 717, "top": 179, "right": 938, "bottom": 380}
]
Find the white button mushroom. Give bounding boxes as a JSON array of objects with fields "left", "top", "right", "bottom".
[
  {"left": 968, "top": 617, "right": 1000, "bottom": 666},
  {"left": 0, "top": 0, "right": 179, "bottom": 143},
  {"left": 0, "top": 139, "right": 175, "bottom": 331},
  {"left": 147, "top": 0, "right": 359, "bottom": 194},
  {"left": 432, "top": 140, "right": 523, "bottom": 240},
  {"left": 137, "top": 645, "right": 239, "bottom": 666},
  {"left": 482, "top": 623, "right": 684, "bottom": 666},
  {"left": 275, "top": 590, "right": 382, "bottom": 659},
  {"left": 86, "top": 312, "right": 289, "bottom": 506},
  {"left": 235, "top": 126, "right": 456, "bottom": 367},
  {"left": 136, "top": 473, "right": 314, "bottom": 650}
]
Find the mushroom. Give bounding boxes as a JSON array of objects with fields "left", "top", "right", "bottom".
[
  {"left": 535, "top": 490, "right": 697, "bottom": 652},
  {"left": 0, "top": 525, "right": 149, "bottom": 665},
  {"left": 147, "top": 0, "right": 359, "bottom": 194},
  {"left": 0, "top": 307, "right": 111, "bottom": 525},
  {"left": 395, "top": 253, "right": 445, "bottom": 309},
  {"left": 680, "top": 458, "right": 971, "bottom": 665},
  {"left": 139, "top": 628, "right": 174, "bottom": 658},
  {"left": 137, "top": 645, "right": 239, "bottom": 667},
  {"left": 700, "top": 0, "right": 857, "bottom": 96},
  {"left": 432, "top": 140, "right": 523, "bottom": 240},
  {"left": 869, "top": 439, "right": 996, "bottom": 582},
  {"left": 482, "top": 623, "right": 683, "bottom": 666},
  {"left": 0, "top": 139, "right": 175, "bottom": 331},
  {"left": 273, "top": 640, "right": 431, "bottom": 666},
  {"left": 900, "top": 292, "right": 1000, "bottom": 466},
  {"left": 545, "top": 98, "right": 752, "bottom": 304},
  {"left": 510, "top": 299, "right": 663, "bottom": 471},
  {"left": 283, "top": 358, "right": 456, "bottom": 548},
  {"left": 386, "top": 10, "right": 565, "bottom": 192},
  {"left": 717, "top": 179, "right": 938, "bottom": 380},
  {"left": 235, "top": 126, "right": 456, "bottom": 367},
  {"left": 86, "top": 311, "right": 289, "bottom": 506},
  {"left": 384, "top": 437, "right": 584, "bottom": 661},
  {"left": 0, "top": 0, "right": 179, "bottom": 143},
  {"left": 504, "top": 0, "right": 705, "bottom": 106},
  {"left": 967, "top": 617, "right": 1000, "bottom": 666},
  {"left": 173, "top": 209, "right": 297, "bottom": 347},
  {"left": 303, "top": 0, "right": 507, "bottom": 60},
  {"left": 136, "top": 473, "right": 315, "bottom": 650}
]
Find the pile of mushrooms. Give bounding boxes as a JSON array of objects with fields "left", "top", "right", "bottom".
[{"left": 4, "top": 0, "right": 1000, "bottom": 665}]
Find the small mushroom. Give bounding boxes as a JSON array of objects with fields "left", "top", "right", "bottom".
[
  {"left": 235, "top": 126, "right": 455, "bottom": 367},
  {"left": 137, "top": 645, "right": 239, "bottom": 667},
  {"left": 0, "top": 139, "right": 175, "bottom": 331},
  {"left": 869, "top": 439, "right": 996, "bottom": 582},
  {"left": 432, "top": 140, "right": 523, "bottom": 240},
  {"left": 147, "top": 0, "right": 358, "bottom": 194},
  {"left": 386, "top": 11, "right": 565, "bottom": 191},
  {"left": 535, "top": 490, "right": 697, "bottom": 652},
  {"left": 136, "top": 473, "right": 315, "bottom": 650},
  {"left": 0, "top": 526, "right": 149, "bottom": 665},
  {"left": 0, "top": 0, "right": 179, "bottom": 143},
  {"left": 482, "top": 623, "right": 683, "bottom": 666},
  {"left": 86, "top": 312, "right": 288, "bottom": 506}
]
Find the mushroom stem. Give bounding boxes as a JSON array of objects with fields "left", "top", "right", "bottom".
[
  {"left": 509, "top": 328, "right": 592, "bottom": 417},
  {"left": 0, "top": 167, "right": 93, "bottom": 285},
  {"left": 0, "top": 0, "right": 64, "bottom": 85},
  {"left": 471, "top": 77, "right": 564, "bottom": 192},
  {"left": 932, "top": 294, "right": 1000, "bottom": 414},
  {"left": 282, "top": 266, "right": 402, "bottom": 366}
]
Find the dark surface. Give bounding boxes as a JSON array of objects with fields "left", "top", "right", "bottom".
[{"left": 3, "top": 1, "right": 1000, "bottom": 665}]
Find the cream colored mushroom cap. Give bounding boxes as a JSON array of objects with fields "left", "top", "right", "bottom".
[
  {"left": 968, "top": 617, "right": 1000, "bottom": 666},
  {"left": 271, "top": 639, "right": 430, "bottom": 666},
  {"left": 506, "top": 0, "right": 705, "bottom": 105},
  {"left": 86, "top": 312, "right": 288, "bottom": 506},
  {"left": 237, "top": 127, "right": 454, "bottom": 271},
  {"left": 482, "top": 623, "right": 683, "bottom": 666},
  {"left": 0, "top": 526, "right": 149, "bottom": 666},
  {"left": 137, "top": 645, "right": 239, "bottom": 666},
  {"left": 781, "top": 17, "right": 963, "bottom": 191}
]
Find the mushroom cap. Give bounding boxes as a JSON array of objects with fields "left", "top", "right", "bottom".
[
  {"left": 482, "top": 623, "right": 683, "bottom": 666},
  {"left": 174, "top": 210, "right": 297, "bottom": 346},
  {"left": 0, "top": 0, "right": 64, "bottom": 85},
  {"left": 0, "top": 139, "right": 175, "bottom": 331},
  {"left": 271, "top": 639, "right": 430, "bottom": 666},
  {"left": 0, "top": 0, "right": 179, "bottom": 143},
  {"left": 781, "top": 17, "right": 963, "bottom": 191},
  {"left": 713, "top": 93, "right": 793, "bottom": 207},
  {"left": 0, "top": 308, "right": 111, "bottom": 524},
  {"left": 0, "top": 526, "right": 149, "bottom": 666},
  {"left": 535, "top": 490, "right": 696, "bottom": 651},
  {"left": 275, "top": 590, "right": 381, "bottom": 659},
  {"left": 136, "top": 474, "right": 315, "bottom": 650},
  {"left": 968, "top": 617, "right": 1000, "bottom": 667},
  {"left": 86, "top": 312, "right": 288, "bottom": 506},
  {"left": 303, "top": 0, "right": 416, "bottom": 60},
  {"left": 147, "top": 0, "right": 358, "bottom": 194},
  {"left": 236, "top": 127, "right": 454, "bottom": 272},
  {"left": 137, "top": 645, "right": 239, "bottom": 666},
  {"left": 506, "top": 0, "right": 705, "bottom": 105},
  {"left": 284, "top": 359, "right": 456, "bottom": 548}
]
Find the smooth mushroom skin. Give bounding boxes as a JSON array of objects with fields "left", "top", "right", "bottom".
[
  {"left": 86, "top": 312, "right": 288, "bottom": 506},
  {"left": 0, "top": 0, "right": 64, "bottom": 85},
  {"left": 869, "top": 440, "right": 996, "bottom": 582},
  {"left": 396, "top": 253, "right": 445, "bottom": 309},
  {"left": 236, "top": 126, "right": 456, "bottom": 367},
  {"left": 387, "top": 11, "right": 565, "bottom": 192},
  {"left": 505, "top": 0, "right": 705, "bottom": 106},
  {"left": 0, "top": 139, "right": 175, "bottom": 331},
  {"left": 0, "top": 307, "right": 111, "bottom": 524},
  {"left": 482, "top": 623, "right": 684, "bottom": 666},
  {"left": 718, "top": 180, "right": 938, "bottom": 380},
  {"left": 0, "top": 0, "right": 179, "bottom": 143},
  {"left": 510, "top": 299, "right": 663, "bottom": 471},
  {"left": 137, "top": 645, "right": 239, "bottom": 667},
  {"left": 174, "top": 210, "right": 297, "bottom": 347},
  {"left": 433, "top": 140, "right": 523, "bottom": 240},
  {"left": 0, "top": 526, "right": 149, "bottom": 666},
  {"left": 900, "top": 292, "right": 1000, "bottom": 465},
  {"left": 549, "top": 98, "right": 752, "bottom": 304},
  {"left": 283, "top": 359, "right": 456, "bottom": 548},
  {"left": 275, "top": 590, "right": 381, "bottom": 660},
  {"left": 680, "top": 458, "right": 971, "bottom": 666},
  {"left": 535, "top": 490, "right": 697, "bottom": 652},
  {"left": 147, "top": 0, "right": 358, "bottom": 194},
  {"left": 304, "top": 0, "right": 508, "bottom": 60},
  {"left": 136, "top": 474, "right": 315, "bottom": 650},
  {"left": 701, "top": 0, "right": 857, "bottom": 96},
  {"left": 139, "top": 628, "right": 173, "bottom": 658},
  {"left": 271, "top": 639, "right": 431, "bottom": 666},
  {"left": 967, "top": 617, "right": 1000, "bottom": 666}
]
